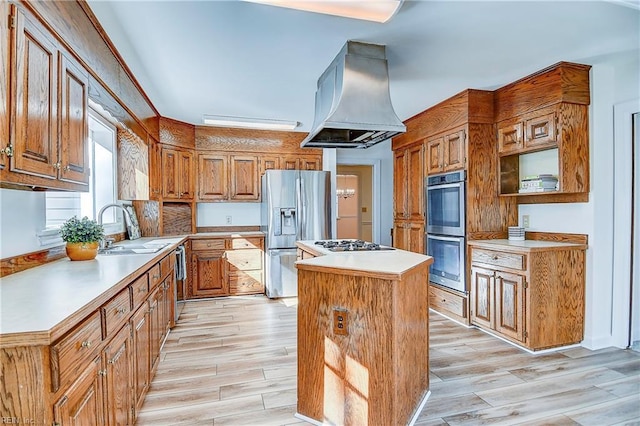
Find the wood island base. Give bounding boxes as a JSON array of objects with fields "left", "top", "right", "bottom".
[{"left": 295, "top": 247, "right": 433, "bottom": 426}]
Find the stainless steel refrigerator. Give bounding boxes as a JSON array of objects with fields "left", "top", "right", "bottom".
[{"left": 261, "top": 170, "right": 332, "bottom": 298}]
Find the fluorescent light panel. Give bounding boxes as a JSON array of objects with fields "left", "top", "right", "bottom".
[
  {"left": 244, "top": 0, "right": 404, "bottom": 23},
  {"left": 202, "top": 115, "right": 299, "bottom": 131}
]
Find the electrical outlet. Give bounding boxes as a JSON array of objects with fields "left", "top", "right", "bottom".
[
  {"left": 226, "top": 215, "right": 232, "bottom": 225},
  {"left": 522, "top": 215, "right": 530, "bottom": 228},
  {"left": 333, "top": 309, "right": 348, "bottom": 335}
]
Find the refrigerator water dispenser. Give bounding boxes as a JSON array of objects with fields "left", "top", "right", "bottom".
[{"left": 273, "top": 208, "right": 297, "bottom": 236}]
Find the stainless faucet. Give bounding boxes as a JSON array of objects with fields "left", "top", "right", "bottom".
[{"left": 97, "top": 203, "right": 133, "bottom": 249}]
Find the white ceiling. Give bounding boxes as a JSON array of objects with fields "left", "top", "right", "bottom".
[{"left": 87, "top": 0, "right": 639, "bottom": 133}]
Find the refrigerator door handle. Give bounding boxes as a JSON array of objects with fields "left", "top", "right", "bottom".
[{"left": 296, "top": 177, "right": 303, "bottom": 240}]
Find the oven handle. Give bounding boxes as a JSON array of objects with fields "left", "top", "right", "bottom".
[
  {"left": 427, "top": 234, "right": 465, "bottom": 242},
  {"left": 427, "top": 182, "right": 464, "bottom": 190}
]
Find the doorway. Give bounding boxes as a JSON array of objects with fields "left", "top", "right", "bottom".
[{"left": 336, "top": 165, "right": 373, "bottom": 241}]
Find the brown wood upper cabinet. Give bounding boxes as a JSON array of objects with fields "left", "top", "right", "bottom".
[
  {"left": 259, "top": 154, "right": 322, "bottom": 175},
  {"left": 162, "top": 147, "right": 194, "bottom": 200},
  {"left": 426, "top": 128, "right": 466, "bottom": 175},
  {"left": 198, "top": 153, "right": 259, "bottom": 201},
  {"left": 498, "top": 110, "right": 557, "bottom": 155},
  {"left": 1, "top": 5, "right": 90, "bottom": 191}
]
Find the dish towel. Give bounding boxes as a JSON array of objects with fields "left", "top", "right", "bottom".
[{"left": 175, "top": 246, "right": 187, "bottom": 280}]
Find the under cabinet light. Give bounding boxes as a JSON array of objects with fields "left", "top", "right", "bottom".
[
  {"left": 243, "top": 0, "right": 404, "bottom": 23},
  {"left": 202, "top": 115, "right": 299, "bottom": 131}
]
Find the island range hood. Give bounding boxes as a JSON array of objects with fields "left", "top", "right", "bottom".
[{"left": 300, "top": 40, "right": 406, "bottom": 149}]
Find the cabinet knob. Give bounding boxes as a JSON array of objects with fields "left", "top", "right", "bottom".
[
  {"left": 81, "top": 340, "right": 92, "bottom": 348},
  {"left": 98, "top": 369, "right": 107, "bottom": 377},
  {"left": 53, "top": 162, "right": 61, "bottom": 170},
  {"left": 0, "top": 144, "right": 13, "bottom": 157},
  {"left": 116, "top": 307, "right": 127, "bottom": 314},
  {"left": 492, "top": 255, "right": 499, "bottom": 260},
  {"left": 64, "top": 165, "right": 71, "bottom": 171}
]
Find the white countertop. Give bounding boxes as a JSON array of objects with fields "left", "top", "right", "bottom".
[
  {"left": 295, "top": 240, "right": 433, "bottom": 280},
  {"left": 468, "top": 238, "right": 588, "bottom": 252},
  {"left": 0, "top": 237, "right": 186, "bottom": 345}
]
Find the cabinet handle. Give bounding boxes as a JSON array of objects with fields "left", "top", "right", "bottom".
[
  {"left": 492, "top": 255, "right": 499, "bottom": 260},
  {"left": 0, "top": 144, "right": 13, "bottom": 157},
  {"left": 64, "top": 165, "right": 71, "bottom": 171},
  {"left": 98, "top": 369, "right": 107, "bottom": 377},
  {"left": 53, "top": 162, "right": 61, "bottom": 170},
  {"left": 81, "top": 340, "right": 92, "bottom": 348},
  {"left": 116, "top": 307, "right": 127, "bottom": 314},
  {"left": 152, "top": 274, "right": 160, "bottom": 280},
  {"left": 139, "top": 287, "right": 146, "bottom": 293}
]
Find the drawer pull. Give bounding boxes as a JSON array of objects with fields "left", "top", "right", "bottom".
[
  {"left": 138, "top": 287, "right": 146, "bottom": 293},
  {"left": 442, "top": 299, "right": 446, "bottom": 303},
  {"left": 492, "top": 255, "right": 499, "bottom": 260},
  {"left": 152, "top": 274, "right": 160, "bottom": 280},
  {"left": 98, "top": 370, "right": 107, "bottom": 377},
  {"left": 81, "top": 340, "right": 92, "bottom": 348},
  {"left": 116, "top": 307, "right": 127, "bottom": 314}
]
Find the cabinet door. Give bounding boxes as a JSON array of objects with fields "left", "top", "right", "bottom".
[
  {"left": 198, "top": 154, "right": 228, "bottom": 201},
  {"left": 131, "top": 304, "right": 150, "bottom": 415},
  {"left": 148, "top": 137, "right": 162, "bottom": 200},
  {"left": 407, "top": 222, "right": 425, "bottom": 254},
  {"left": 0, "top": 1, "right": 9, "bottom": 171},
  {"left": 393, "top": 150, "right": 407, "bottom": 220},
  {"left": 162, "top": 148, "right": 180, "bottom": 199},
  {"left": 12, "top": 6, "right": 58, "bottom": 180},
  {"left": 282, "top": 157, "right": 299, "bottom": 170},
  {"left": 407, "top": 144, "right": 424, "bottom": 221},
  {"left": 497, "top": 120, "right": 523, "bottom": 155},
  {"left": 103, "top": 323, "right": 133, "bottom": 426},
  {"left": 524, "top": 112, "right": 556, "bottom": 149},
  {"left": 426, "top": 136, "right": 443, "bottom": 175},
  {"left": 300, "top": 156, "right": 321, "bottom": 170},
  {"left": 162, "top": 273, "right": 175, "bottom": 332},
  {"left": 177, "top": 149, "right": 194, "bottom": 199},
  {"left": 260, "top": 156, "right": 279, "bottom": 174},
  {"left": 58, "top": 51, "right": 90, "bottom": 186},
  {"left": 470, "top": 266, "right": 494, "bottom": 330},
  {"left": 230, "top": 155, "right": 259, "bottom": 201},
  {"left": 53, "top": 355, "right": 104, "bottom": 426},
  {"left": 495, "top": 271, "right": 525, "bottom": 342},
  {"left": 191, "top": 251, "right": 227, "bottom": 298},
  {"left": 149, "top": 289, "right": 161, "bottom": 373},
  {"left": 443, "top": 129, "right": 465, "bottom": 172},
  {"left": 393, "top": 221, "right": 408, "bottom": 250}
]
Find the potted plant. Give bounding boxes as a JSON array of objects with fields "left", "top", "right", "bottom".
[{"left": 60, "top": 216, "right": 105, "bottom": 261}]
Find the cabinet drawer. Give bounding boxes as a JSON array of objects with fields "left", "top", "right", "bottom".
[
  {"left": 228, "top": 237, "right": 264, "bottom": 250},
  {"left": 102, "top": 288, "right": 132, "bottom": 338},
  {"left": 229, "top": 271, "right": 264, "bottom": 295},
  {"left": 160, "top": 253, "right": 174, "bottom": 280},
  {"left": 429, "top": 285, "right": 467, "bottom": 318},
  {"left": 226, "top": 249, "right": 262, "bottom": 271},
  {"left": 192, "top": 239, "right": 225, "bottom": 251},
  {"left": 50, "top": 311, "right": 102, "bottom": 392},
  {"left": 472, "top": 248, "right": 524, "bottom": 270},
  {"left": 130, "top": 274, "right": 149, "bottom": 311},
  {"left": 148, "top": 263, "right": 162, "bottom": 289}
]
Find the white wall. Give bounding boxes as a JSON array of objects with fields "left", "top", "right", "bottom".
[
  {"left": 0, "top": 189, "right": 48, "bottom": 258},
  {"left": 337, "top": 139, "right": 394, "bottom": 246},
  {"left": 196, "top": 202, "right": 261, "bottom": 227},
  {"left": 519, "top": 50, "right": 640, "bottom": 349}
]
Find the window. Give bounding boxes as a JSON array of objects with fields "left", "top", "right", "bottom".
[{"left": 45, "top": 109, "right": 121, "bottom": 236}]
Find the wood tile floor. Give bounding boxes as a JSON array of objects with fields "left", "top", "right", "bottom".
[{"left": 136, "top": 296, "right": 640, "bottom": 426}]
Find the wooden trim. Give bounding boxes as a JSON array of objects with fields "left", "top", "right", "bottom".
[{"left": 525, "top": 231, "right": 588, "bottom": 245}]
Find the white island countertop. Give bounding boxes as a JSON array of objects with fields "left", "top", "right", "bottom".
[{"left": 295, "top": 240, "right": 433, "bottom": 280}]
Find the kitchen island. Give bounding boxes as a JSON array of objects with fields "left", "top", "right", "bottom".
[{"left": 295, "top": 241, "right": 433, "bottom": 426}]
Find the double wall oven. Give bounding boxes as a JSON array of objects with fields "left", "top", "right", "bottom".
[{"left": 425, "top": 171, "right": 466, "bottom": 293}]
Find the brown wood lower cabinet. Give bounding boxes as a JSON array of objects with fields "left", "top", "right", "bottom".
[
  {"left": 188, "top": 235, "right": 265, "bottom": 299},
  {"left": 428, "top": 284, "right": 468, "bottom": 324},
  {"left": 1, "top": 251, "right": 176, "bottom": 425},
  {"left": 468, "top": 240, "right": 586, "bottom": 350},
  {"left": 393, "top": 221, "right": 424, "bottom": 253}
]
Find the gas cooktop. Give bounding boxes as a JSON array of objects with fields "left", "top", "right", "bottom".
[{"left": 314, "top": 239, "right": 395, "bottom": 252}]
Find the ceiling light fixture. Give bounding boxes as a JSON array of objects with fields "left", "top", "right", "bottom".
[
  {"left": 243, "top": 0, "right": 404, "bottom": 23},
  {"left": 202, "top": 115, "right": 299, "bottom": 131}
]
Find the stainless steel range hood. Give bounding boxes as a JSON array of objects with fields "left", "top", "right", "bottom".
[{"left": 300, "top": 40, "right": 406, "bottom": 149}]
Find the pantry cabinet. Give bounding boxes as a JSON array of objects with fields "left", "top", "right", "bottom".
[
  {"left": 468, "top": 239, "right": 586, "bottom": 350},
  {"left": 1, "top": 5, "right": 90, "bottom": 191}
]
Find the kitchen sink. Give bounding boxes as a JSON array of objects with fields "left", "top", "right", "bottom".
[{"left": 99, "top": 243, "right": 170, "bottom": 255}]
